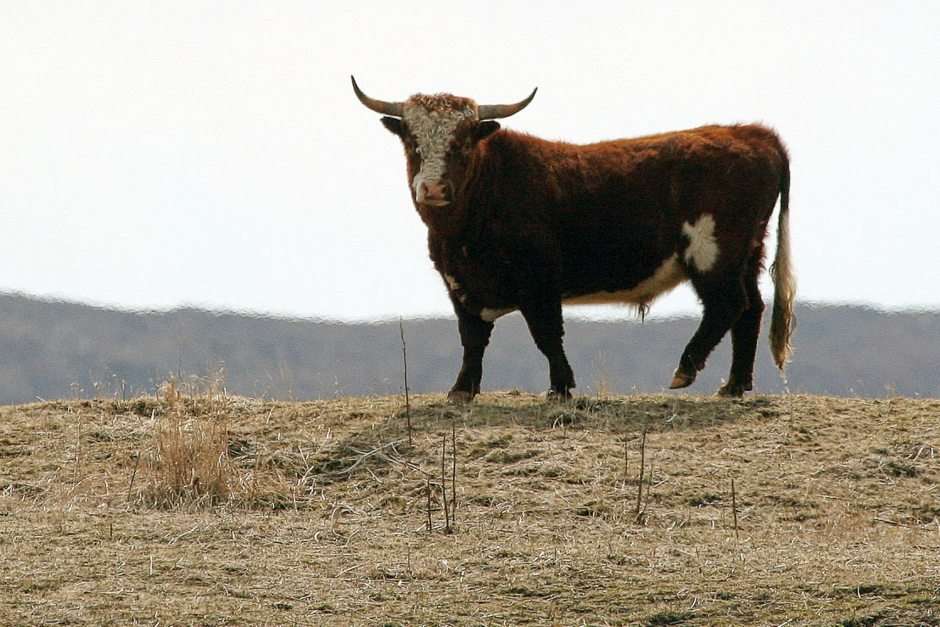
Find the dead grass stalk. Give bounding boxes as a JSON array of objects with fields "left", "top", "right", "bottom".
[
  {"left": 399, "top": 318, "right": 412, "bottom": 446},
  {"left": 635, "top": 428, "right": 647, "bottom": 518}
]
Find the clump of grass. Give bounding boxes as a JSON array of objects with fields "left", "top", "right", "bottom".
[
  {"left": 143, "top": 380, "right": 231, "bottom": 507},
  {"left": 138, "top": 379, "right": 298, "bottom": 510}
]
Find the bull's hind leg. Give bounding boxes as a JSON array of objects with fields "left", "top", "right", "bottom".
[
  {"left": 670, "top": 274, "right": 747, "bottom": 390},
  {"left": 519, "top": 297, "right": 576, "bottom": 400},
  {"left": 448, "top": 305, "right": 494, "bottom": 403},
  {"left": 718, "top": 252, "right": 765, "bottom": 397}
]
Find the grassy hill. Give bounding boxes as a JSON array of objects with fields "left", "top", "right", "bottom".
[
  {"left": 1, "top": 292, "right": 939, "bottom": 404},
  {"left": 1, "top": 392, "right": 938, "bottom": 624}
]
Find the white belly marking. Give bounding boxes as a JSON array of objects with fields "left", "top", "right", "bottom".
[{"left": 563, "top": 254, "right": 686, "bottom": 306}]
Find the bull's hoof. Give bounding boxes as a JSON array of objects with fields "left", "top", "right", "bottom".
[
  {"left": 669, "top": 369, "right": 696, "bottom": 390},
  {"left": 717, "top": 380, "right": 751, "bottom": 398},
  {"left": 716, "top": 384, "right": 745, "bottom": 398},
  {"left": 447, "top": 389, "right": 475, "bottom": 404},
  {"left": 546, "top": 389, "right": 573, "bottom": 403}
]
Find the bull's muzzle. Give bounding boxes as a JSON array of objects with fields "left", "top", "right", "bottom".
[{"left": 416, "top": 179, "right": 452, "bottom": 207}]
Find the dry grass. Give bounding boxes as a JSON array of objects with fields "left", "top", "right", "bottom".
[
  {"left": 142, "top": 380, "right": 232, "bottom": 507},
  {"left": 1, "top": 391, "right": 939, "bottom": 625}
]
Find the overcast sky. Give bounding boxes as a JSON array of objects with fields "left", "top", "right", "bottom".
[{"left": 2, "top": 2, "right": 938, "bottom": 321}]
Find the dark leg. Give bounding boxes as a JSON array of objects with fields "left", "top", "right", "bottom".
[
  {"left": 519, "top": 297, "right": 576, "bottom": 399},
  {"left": 718, "top": 256, "right": 764, "bottom": 397},
  {"left": 670, "top": 274, "right": 747, "bottom": 390},
  {"left": 448, "top": 306, "right": 494, "bottom": 403}
]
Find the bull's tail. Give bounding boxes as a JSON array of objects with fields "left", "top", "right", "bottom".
[{"left": 769, "top": 160, "right": 795, "bottom": 370}]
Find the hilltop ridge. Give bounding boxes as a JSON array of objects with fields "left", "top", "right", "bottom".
[{"left": 1, "top": 392, "right": 938, "bottom": 623}]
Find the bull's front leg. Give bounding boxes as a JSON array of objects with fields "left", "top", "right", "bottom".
[
  {"left": 519, "top": 295, "right": 576, "bottom": 400},
  {"left": 447, "top": 301, "right": 494, "bottom": 404}
]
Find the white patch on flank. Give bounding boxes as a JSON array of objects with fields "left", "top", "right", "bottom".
[
  {"left": 563, "top": 255, "right": 686, "bottom": 307},
  {"left": 403, "top": 103, "right": 475, "bottom": 200},
  {"left": 682, "top": 214, "right": 719, "bottom": 272},
  {"left": 480, "top": 307, "right": 515, "bottom": 322}
]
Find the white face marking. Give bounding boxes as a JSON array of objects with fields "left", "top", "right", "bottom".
[
  {"left": 403, "top": 103, "right": 475, "bottom": 203},
  {"left": 682, "top": 214, "right": 719, "bottom": 272},
  {"left": 480, "top": 307, "right": 515, "bottom": 322},
  {"left": 563, "top": 254, "right": 686, "bottom": 307}
]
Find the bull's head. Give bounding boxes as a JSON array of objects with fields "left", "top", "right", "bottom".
[{"left": 352, "top": 76, "right": 536, "bottom": 221}]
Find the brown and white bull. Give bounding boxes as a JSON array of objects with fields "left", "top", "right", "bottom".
[{"left": 352, "top": 76, "right": 795, "bottom": 400}]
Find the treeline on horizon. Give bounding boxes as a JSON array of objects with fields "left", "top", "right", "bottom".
[{"left": 0, "top": 292, "right": 938, "bottom": 405}]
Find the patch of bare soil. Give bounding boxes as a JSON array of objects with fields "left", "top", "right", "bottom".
[{"left": 1, "top": 392, "right": 939, "bottom": 625}]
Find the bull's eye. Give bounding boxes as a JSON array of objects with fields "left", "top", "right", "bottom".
[{"left": 415, "top": 146, "right": 423, "bottom": 156}]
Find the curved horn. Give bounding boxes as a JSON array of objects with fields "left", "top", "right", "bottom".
[
  {"left": 351, "top": 75, "right": 404, "bottom": 117},
  {"left": 477, "top": 87, "right": 538, "bottom": 120}
]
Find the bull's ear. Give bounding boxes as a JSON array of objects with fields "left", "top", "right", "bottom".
[
  {"left": 474, "top": 121, "right": 500, "bottom": 142},
  {"left": 381, "top": 116, "right": 403, "bottom": 136}
]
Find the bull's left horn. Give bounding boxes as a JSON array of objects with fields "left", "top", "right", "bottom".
[
  {"left": 477, "top": 87, "right": 538, "bottom": 120},
  {"left": 351, "top": 75, "right": 404, "bottom": 117}
]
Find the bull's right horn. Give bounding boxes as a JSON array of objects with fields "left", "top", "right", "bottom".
[{"left": 351, "top": 75, "right": 404, "bottom": 117}]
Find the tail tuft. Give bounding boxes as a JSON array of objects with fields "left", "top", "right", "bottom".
[{"left": 769, "top": 162, "right": 795, "bottom": 370}]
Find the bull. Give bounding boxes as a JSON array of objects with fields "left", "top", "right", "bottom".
[{"left": 352, "top": 76, "right": 794, "bottom": 400}]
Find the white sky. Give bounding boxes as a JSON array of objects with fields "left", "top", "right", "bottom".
[{"left": 2, "top": 2, "right": 938, "bottom": 321}]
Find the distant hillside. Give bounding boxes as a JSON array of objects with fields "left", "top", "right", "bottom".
[{"left": 0, "top": 292, "right": 938, "bottom": 404}]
